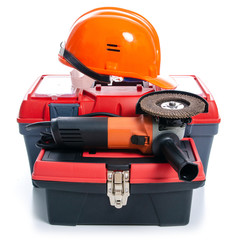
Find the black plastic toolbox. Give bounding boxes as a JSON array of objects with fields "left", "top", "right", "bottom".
[{"left": 32, "top": 139, "right": 205, "bottom": 226}]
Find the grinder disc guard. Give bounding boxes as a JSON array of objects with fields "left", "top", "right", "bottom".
[{"left": 139, "top": 91, "right": 207, "bottom": 119}]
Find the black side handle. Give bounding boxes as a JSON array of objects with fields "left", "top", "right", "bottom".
[{"left": 152, "top": 133, "right": 198, "bottom": 182}]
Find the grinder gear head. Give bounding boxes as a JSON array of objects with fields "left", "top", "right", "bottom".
[
  {"left": 137, "top": 90, "right": 208, "bottom": 119},
  {"left": 58, "top": 7, "right": 176, "bottom": 89}
]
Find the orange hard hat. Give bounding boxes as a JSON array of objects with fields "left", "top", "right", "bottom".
[{"left": 59, "top": 7, "right": 176, "bottom": 89}]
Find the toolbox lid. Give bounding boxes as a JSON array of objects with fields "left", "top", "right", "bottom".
[
  {"left": 32, "top": 138, "right": 205, "bottom": 184},
  {"left": 172, "top": 75, "right": 220, "bottom": 124},
  {"left": 17, "top": 74, "right": 220, "bottom": 124}
]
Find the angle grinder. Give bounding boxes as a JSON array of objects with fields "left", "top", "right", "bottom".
[{"left": 26, "top": 90, "right": 208, "bottom": 181}]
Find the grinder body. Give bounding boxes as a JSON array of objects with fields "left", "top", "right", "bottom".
[
  {"left": 50, "top": 115, "right": 186, "bottom": 154},
  {"left": 51, "top": 115, "right": 154, "bottom": 154}
]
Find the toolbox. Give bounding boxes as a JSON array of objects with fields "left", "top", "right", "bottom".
[
  {"left": 17, "top": 75, "right": 219, "bottom": 226},
  {"left": 33, "top": 138, "right": 205, "bottom": 226}
]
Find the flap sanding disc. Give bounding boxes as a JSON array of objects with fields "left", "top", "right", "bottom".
[{"left": 139, "top": 92, "right": 206, "bottom": 119}]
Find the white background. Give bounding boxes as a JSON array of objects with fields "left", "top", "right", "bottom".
[{"left": 1, "top": 0, "right": 239, "bottom": 239}]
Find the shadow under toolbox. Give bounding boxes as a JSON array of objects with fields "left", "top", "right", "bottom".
[{"left": 33, "top": 138, "right": 205, "bottom": 226}]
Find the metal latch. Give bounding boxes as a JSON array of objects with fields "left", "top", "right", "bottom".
[{"left": 107, "top": 170, "right": 130, "bottom": 209}]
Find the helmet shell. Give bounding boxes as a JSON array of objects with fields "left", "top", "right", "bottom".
[{"left": 59, "top": 7, "right": 175, "bottom": 89}]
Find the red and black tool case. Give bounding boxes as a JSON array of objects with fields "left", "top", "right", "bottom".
[
  {"left": 17, "top": 75, "right": 220, "bottom": 226},
  {"left": 33, "top": 139, "right": 205, "bottom": 226}
]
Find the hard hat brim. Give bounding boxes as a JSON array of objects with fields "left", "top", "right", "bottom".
[
  {"left": 59, "top": 48, "right": 176, "bottom": 89},
  {"left": 143, "top": 75, "right": 177, "bottom": 89}
]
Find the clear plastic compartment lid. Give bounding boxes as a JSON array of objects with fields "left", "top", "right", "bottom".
[
  {"left": 173, "top": 76, "right": 205, "bottom": 96},
  {"left": 33, "top": 75, "right": 77, "bottom": 98}
]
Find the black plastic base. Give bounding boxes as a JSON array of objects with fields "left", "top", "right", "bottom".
[
  {"left": 46, "top": 190, "right": 192, "bottom": 226},
  {"left": 34, "top": 181, "right": 204, "bottom": 226}
]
